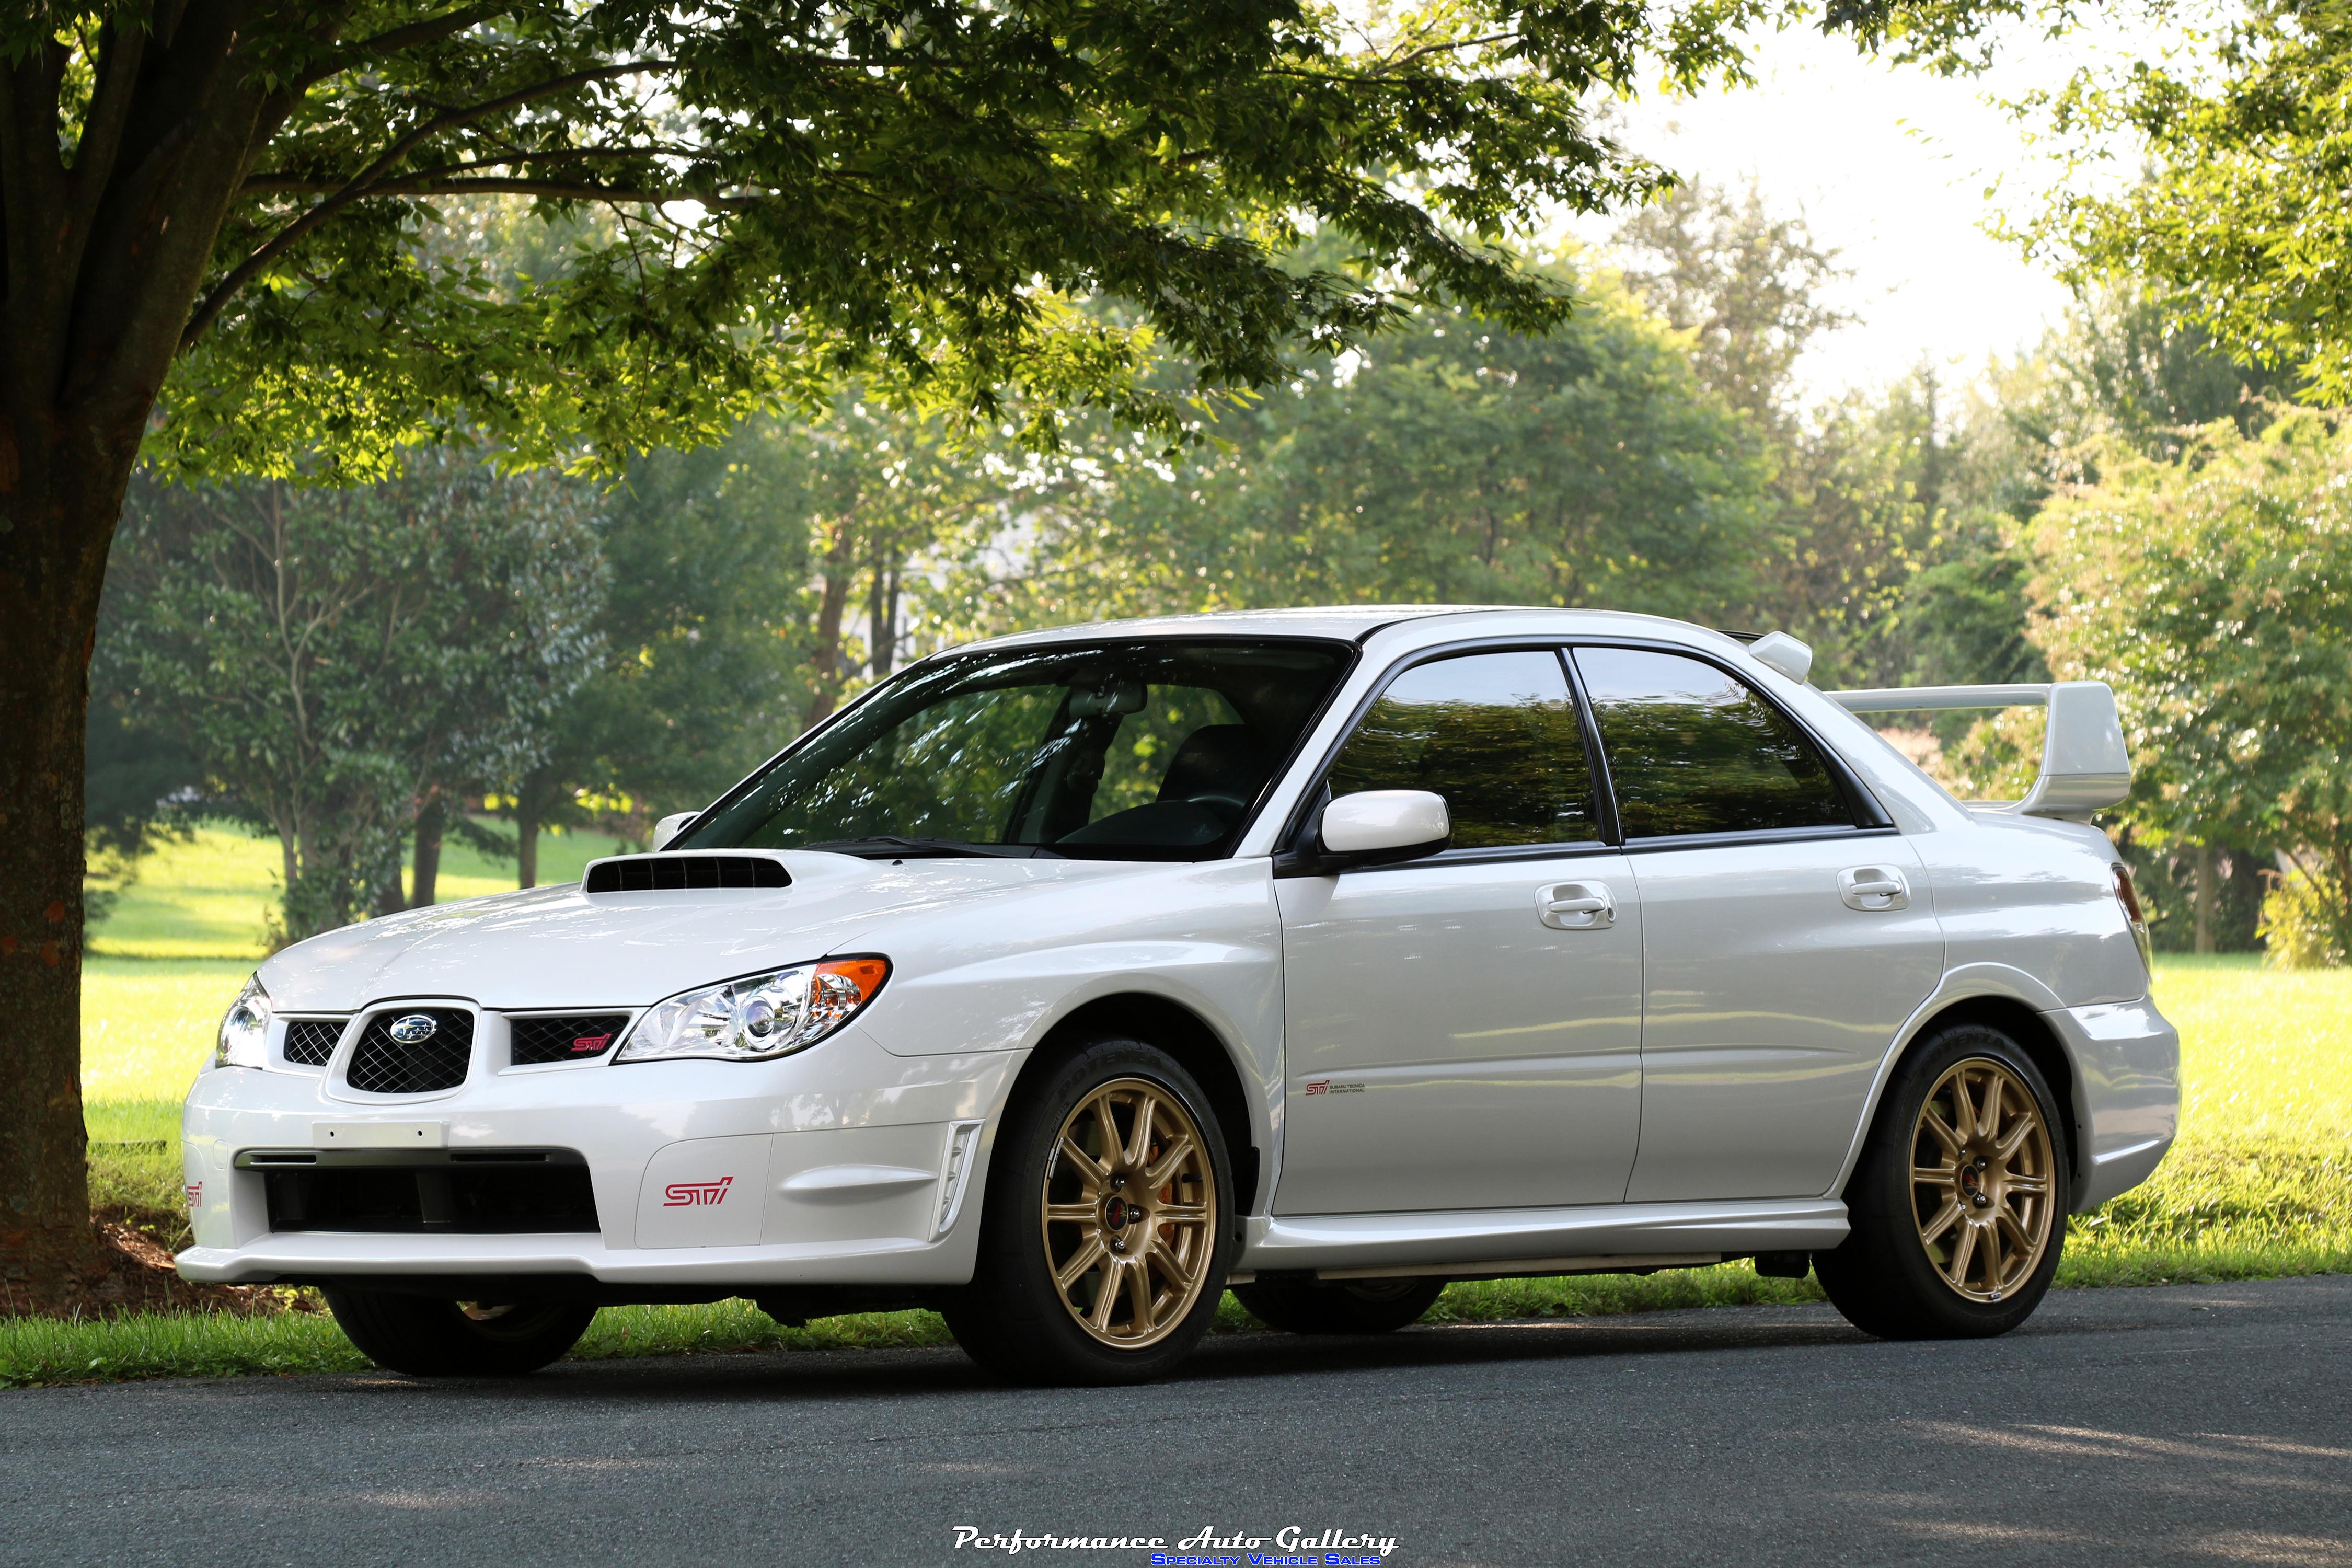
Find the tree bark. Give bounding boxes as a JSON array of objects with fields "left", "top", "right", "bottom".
[
  {"left": 0, "top": 445, "right": 140, "bottom": 1298},
  {"left": 2194, "top": 841, "right": 2216, "bottom": 955},
  {"left": 411, "top": 797, "right": 446, "bottom": 909}
]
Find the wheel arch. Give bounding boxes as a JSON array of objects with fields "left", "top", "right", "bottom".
[
  {"left": 1831, "top": 970, "right": 2091, "bottom": 1210},
  {"left": 999, "top": 991, "right": 1267, "bottom": 1214}
]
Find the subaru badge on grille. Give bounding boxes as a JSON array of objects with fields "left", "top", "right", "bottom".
[{"left": 387, "top": 1013, "right": 439, "bottom": 1044}]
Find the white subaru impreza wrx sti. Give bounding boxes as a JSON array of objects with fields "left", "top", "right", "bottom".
[{"left": 178, "top": 606, "right": 2178, "bottom": 1383}]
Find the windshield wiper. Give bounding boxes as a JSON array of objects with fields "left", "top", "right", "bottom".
[{"left": 794, "top": 836, "right": 1056, "bottom": 860}]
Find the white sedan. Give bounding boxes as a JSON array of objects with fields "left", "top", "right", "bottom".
[{"left": 179, "top": 606, "right": 2178, "bottom": 1383}]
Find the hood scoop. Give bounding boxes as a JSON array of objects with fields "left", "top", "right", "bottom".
[{"left": 583, "top": 852, "right": 791, "bottom": 894}]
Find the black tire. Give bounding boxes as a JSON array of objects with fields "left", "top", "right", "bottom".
[
  {"left": 324, "top": 1287, "right": 596, "bottom": 1376},
  {"left": 1234, "top": 1275, "right": 1445, "bottom": 1335},
  {"left": 1817, "top": 1022, "right": 2070, "bottom": 1340},
  {"left": 943, "top": 1036, "right": 1235, "bottom": 1386}
]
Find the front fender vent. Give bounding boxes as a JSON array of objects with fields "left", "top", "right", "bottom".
[{"left": 583, "top": 855, "right": 790, "bottom": 894}]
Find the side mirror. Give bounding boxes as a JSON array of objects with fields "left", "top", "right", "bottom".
[
  {"left": 1318, "top": 790, "right": 1451, "bottom": 868},
  {"left": 652, "top": 811, "right": 698, "bottom": 850}
]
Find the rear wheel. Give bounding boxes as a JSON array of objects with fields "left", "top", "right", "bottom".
[
  {"left": 943, "top": 1038, "right": 1233, "bottom": 1385},
  {"left": 1817, "top": 1023, "right": 2068, "bottom": 1339},
  {"left": 324, "top": 1288, "right": 596, "bottom": 1376},
  {"left": 1235, "top": 1275, "right": 1445, "bottom": 1335}
]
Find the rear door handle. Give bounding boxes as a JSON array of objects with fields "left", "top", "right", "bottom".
[
  {"left": 1839, "top": 866, "right": 1911, "bottom": 912},
  {"left": 1538, "top": 881, "right": 1616, "bottom": 930}
]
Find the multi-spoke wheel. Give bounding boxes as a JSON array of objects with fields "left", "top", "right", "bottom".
[
  {"left": 322, "top": 1288, "right": 596, "bottom": 1376},
  {"left": 1819, "top": 1023, "right": 2070, "bottom": 1339},
  {"left": 1041, "top": 1078, "right": 1219, "bottom": 1349},
  {"left": 1909, "top": 1058, "right": 2057, "bottom": 1302},
  {"left": 944, "top": 1038, "right": 1234, "bottom": 1385}
]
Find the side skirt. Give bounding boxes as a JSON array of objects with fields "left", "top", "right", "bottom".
[{"left": 1236, "top": 1197, "right": 1848, "bottom": 1281}]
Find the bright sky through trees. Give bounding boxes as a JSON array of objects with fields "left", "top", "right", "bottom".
[{"left": 1582, "top": 9, "right": 2197, "bottom": 397}]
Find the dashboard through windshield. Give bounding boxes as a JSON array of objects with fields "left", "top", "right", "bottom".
[{"left": 674, "top": 639, "right": 1353, "bottom": 860}]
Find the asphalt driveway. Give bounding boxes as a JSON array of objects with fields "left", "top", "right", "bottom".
[{"left": 4, "top": 1275, "right": 2346, "bottom": 1567}]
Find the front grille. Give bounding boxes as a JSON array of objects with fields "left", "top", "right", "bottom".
[
  {"left": 282, "top": 1019, "right": 345, "bottom": 1066},
  {"left": 250, "top": 1150, "right": 599, "bottom": 1233},
  {"left": 509, "top": 1013, "right": 631, "bottom": 1065},
  {"left": 345, "top": 1008, "right": 475, "bottom": 1094},
  {"left": 584, "top": 855, "right": 789, "bottom": 893}
]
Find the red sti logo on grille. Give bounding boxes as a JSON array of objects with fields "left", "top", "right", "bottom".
[
  {"left": 570, "top": 1033, "right": 613, "bottom": 1055},
  {"left": 662, "top": 1176, "right": 734, "bottom": 1207}
]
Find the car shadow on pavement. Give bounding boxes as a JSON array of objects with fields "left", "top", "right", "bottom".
[{"left": 304, "top": 1300, "right": 2014, "bottom": 1408}]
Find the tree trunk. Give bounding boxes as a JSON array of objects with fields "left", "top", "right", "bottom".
[
  {"left": 516, "top": 782, "right": 542, "bottom": 890},
  {"left": 804, "top": 519, "right": 858, "bottom": 727},
  {"left": 2194, "top": 841, "right": 2216, "bottom": 955},
  {"left": 0, "top": 439, "right": 139, "bottom": 1301},
  {"left": 411, "top": 798, "right": 446, "bottom": 909},
  {"left": 870, "top": 552, "right": 903, "bottom": 677}
]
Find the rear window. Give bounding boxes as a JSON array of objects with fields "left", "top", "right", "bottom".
[{"left": 1573, "top": 646, "right": 1853, "bottom": 838}]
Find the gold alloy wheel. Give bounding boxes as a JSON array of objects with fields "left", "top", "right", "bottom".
[
  {"left": 1911, "top": 1057, "right": 2056, "bottom": 1302},
  {"left": 1041, "top": 1077, "right": 1218, "bottom": 1349}
]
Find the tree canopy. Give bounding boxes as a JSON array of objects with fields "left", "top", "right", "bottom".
[
  {"left": 102, "top": 459, "right": 605, "bottom": 940},
  {"left": 2031, "top": 408, "right": 2352, "bottom": 959}
]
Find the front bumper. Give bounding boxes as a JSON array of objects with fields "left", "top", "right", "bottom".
[{"left": 177, "top": 1023, "right": 1017, "bottom": 1289}]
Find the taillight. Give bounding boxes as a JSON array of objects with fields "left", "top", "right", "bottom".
[{"left": 2112, "top": 863, "right": 2152, "bottom": 974}]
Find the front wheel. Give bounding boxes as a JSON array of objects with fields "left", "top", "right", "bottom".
[
  {"left": 943, "top": 1038, "right": 1233, "bottom": 1385},
  {"left": 1817, "top": 1023, "right": 2069, "bottom": 1339},
  {"left": 1235, "top": 1275, "right": 1446, "bottom": 1335},
  {"left": 324, "top": 1288, "right": 596, "bottom": 1376}
]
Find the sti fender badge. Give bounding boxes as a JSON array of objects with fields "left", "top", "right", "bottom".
[
  {"left": 663, "top": 1176, "right": 734, "bottom": 1207},
  {"left": 1302, "top": 1080, "right": 1330, "bottom": 1096}
]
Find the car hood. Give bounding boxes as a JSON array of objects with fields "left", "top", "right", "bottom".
[{"left": 256, "top": 851, "right": 1151, "bottom": 1012}]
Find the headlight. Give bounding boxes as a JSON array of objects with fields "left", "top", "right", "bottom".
[
  {"left": 216, "top": 975, "right": 272, "bottom": 1069},
  {"left": 615, "top": 956, "right": 890, "bottom": 1064}
]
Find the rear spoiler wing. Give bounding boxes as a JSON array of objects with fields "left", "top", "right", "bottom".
[{"left": 1825, "top": 681, "right": 2131, "bottom": 822}]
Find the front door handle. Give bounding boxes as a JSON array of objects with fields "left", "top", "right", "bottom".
[
  {"left": 1839, "top": 866, "right": 1911, "bottom": 911},
  {"left": 1538, "top": 881, "right": 1616, "bottom": 930}
]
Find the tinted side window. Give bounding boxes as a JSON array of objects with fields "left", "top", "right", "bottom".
[
  {"left": 1326, "top": 651, "right": 1599, "bottom": 848},
  {"left": 1573, "top": 647, "right": 1854, "bottom": 838}
]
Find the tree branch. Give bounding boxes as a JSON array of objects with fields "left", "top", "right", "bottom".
[
  {"left": 240, "top": 143, "right": 694, "bottom": 193},
  {"left": 365, "top": 175, "right": 754, "bottom": 207},
  {"left": 294, "top": 3, "right": 516, "bottom": 91},
  {"left": 181, "top": 59, "right": 669, "bottom": 349}
]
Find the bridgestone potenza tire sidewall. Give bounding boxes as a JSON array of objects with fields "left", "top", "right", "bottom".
[
  {"left": 1818, "top": 1023, "right": 2070, "bottom": 1340},
  {"left": 1233, "top": 1275, "right": 1447, "bottom": 1335},
  {"left": 325, "top": 1288, "right": 597, "bottom": 1377},
  {"left": 944, "top": 1037, "right": 1235, "bottom": 1386}
]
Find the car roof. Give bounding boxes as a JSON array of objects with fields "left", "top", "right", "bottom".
[{"left": 954, "top": 605, "right": 1731, "bottom": 653}]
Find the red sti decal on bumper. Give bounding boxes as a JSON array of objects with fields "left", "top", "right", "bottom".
[
  {"left": 663, "top": 1176, "right": 734, "bottom": 1207},
  {"left": 185, "top": 1181, "right": 202, "bottom": 1209}
]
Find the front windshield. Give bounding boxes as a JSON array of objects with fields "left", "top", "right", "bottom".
[{"left": 675, "top": 639, "right": 1353, "bottom": 859}]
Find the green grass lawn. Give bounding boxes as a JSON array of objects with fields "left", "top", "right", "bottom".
[
  {"left": 23, "top": 892, "right": 2347, "bottom": 1386},
  {"left": 90, "top": 819, "right": 626, "bottom": 960}
]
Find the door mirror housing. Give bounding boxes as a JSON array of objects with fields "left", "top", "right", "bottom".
[
  {"left": 652, "top": 811, "right": 698, "bottom": 850},
  {"left": 1316, "top": 790, "right": 1451, "bottom": 869}
]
